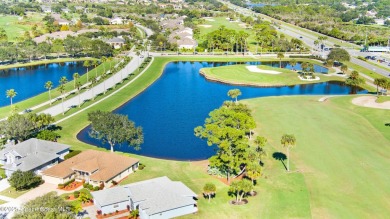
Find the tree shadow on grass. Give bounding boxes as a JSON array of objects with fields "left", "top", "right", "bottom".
[
  {"left": 385, "top": 123, "right": 390, "bottom": 127},
  {"left": 272, "top": 152, "right": 287, "bottom": 171}
]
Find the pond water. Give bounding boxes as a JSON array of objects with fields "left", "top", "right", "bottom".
[
  {"left": 77, "top": 61, "right": 366, "bottom": 161},
  {"left": 0, "top": 62, "right": 87, "bottom": 107}
]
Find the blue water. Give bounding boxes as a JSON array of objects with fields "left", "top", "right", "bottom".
[
  {"left": 77, "top": 61, "right": 366, "bottom": 161},
  {"left": 0, "top": 62, "right": 87, "bottom": 107}
]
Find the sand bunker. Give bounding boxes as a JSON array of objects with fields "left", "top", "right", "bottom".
[
  {"left": 198, "top": 25, "right": 212, "bottom": 28},
  {"left": 246, "top": 66, "right": 281, "bottom": 74},
  {"left": 352, "top": 96, "right": 390, "bottom": 110}
]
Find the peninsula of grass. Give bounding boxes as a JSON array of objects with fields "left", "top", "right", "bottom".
[
  {"left": 200, "top": 64, "right": 343, "bottom": 87},
  {"left": 44, "top": 56, "right": 389, "bottom": 217}
]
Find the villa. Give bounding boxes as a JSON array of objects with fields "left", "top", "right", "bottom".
[
  {"left": 42, "top": 150, "right": 139, "bottom": 187},
  {"left": 91, "top": 176, "right": 198, "bottom": 218},
  {"left": 105, "top": 37, "right": 126, "bottom": 49},
  {"left": 0, "top": 138, "right": 70, "bottom": 177}
]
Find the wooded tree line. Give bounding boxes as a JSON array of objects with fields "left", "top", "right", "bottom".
[{"left": 251, "top": 3, "right": 390, "bottom": 45}]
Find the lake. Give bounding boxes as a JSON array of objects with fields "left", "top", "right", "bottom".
[
  {"left": 77, "top": 61, "right": 366, "bottom": 161},
  {"left": 0, "top": 62, "right": 87, "bottom": 107}
]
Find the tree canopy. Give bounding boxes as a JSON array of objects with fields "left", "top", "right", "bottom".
[
  {"left": 327, "top": 48, "right": 350, "bottom": 62},
  {"left": 88, "top": 111, "right": 144, "bottom": 152},
  {"left": 8, "top": 170, "right": 43, "bottom": 191}
]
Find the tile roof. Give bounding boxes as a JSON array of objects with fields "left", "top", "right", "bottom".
[
  {"left": 43, "top": 150, "right": 139, "bottom": 182},
  {"left": 92, "top": 177, "right": 197, "bottom": 215},
  {"left": 0, "top": 138, "right": 70, "bottom": 172}
]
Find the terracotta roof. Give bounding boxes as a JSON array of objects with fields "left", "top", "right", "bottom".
[{"left": 43, "top": 150, "right": 139, "bottom": 182}]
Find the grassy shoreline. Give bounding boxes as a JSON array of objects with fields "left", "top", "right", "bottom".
[{"left": 0, "top": 57, "right": 97, "bottom": 70}]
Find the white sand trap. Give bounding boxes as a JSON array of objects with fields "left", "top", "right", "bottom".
[
  {"left": 352, "top": 96, "right": 390, "bottom": 110},
  {"left": 198, "top": 25, "right": 212, "bottom": 28},
  {"left": 246, "top": 66, "right": 281, "bottom": 74},
  {"left": 298, "top": 75, "right": 320, "bottom": 81},
  {"left": 205, "top": 18, "right": 215, "bottom": 22}
]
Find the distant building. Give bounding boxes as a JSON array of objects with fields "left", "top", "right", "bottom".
[
  {"left": 366, "top": 10, "right": 377, "bottom": 18},
  {"left": 92, "top": 176, "right": 198, "bottom": 218},
  {"left": 110, "top": 17, "right": 124, "bottom": 25},
  {"left": 366, "top": 46, "right": 389, "bottom": 52},
  {"left": 105, "top": 37, "right": 126, "bottom": 49},
  {"left": 374, "top": 19, "right": 385, "bottom": 25},
  {"left": 41, "top": 5, "right": 52, "bottom": 13},
  {"left": 0, "top": 138, "right": 70, "bottom": 177}
]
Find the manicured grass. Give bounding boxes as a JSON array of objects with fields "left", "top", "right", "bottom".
[
  {"left": 244, "top": 95, "right": 390, "bottom": 218},
  {"left": 35, "top": 56, "right": 388, "bottom": 217},
  {"left": 0, "top": 187, "right": 31, "bottom": 199},
  {"left": 201, "top": 64, "right": 343, "bottom": 86},
  {"left": 0, "top": 200, "right": 7, "bottom": 205},
  {"left": 0, "top": 13, "right": 44, "bottom": 41},
  {"left": 0, "top": 60, "right": 118, "bottom": 118},
  {"left": 344, "top": 61, "right": 388, "bottom": 80},
  {"left": 0, "top": 57, "right": 97, "bottom": 70},
  {"left": 376, "top": 96, "right": 390, "bottom": 103}
]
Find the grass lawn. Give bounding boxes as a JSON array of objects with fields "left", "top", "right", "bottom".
[
  {"left": 0, "top": 57, "right": 97, "bottom": 70},
  {"left": 345, "top": 61, "right": 389, "bottom": 80},
  {"left": 376, "top": 96, "right": 390, "bottom": 103},
  {"left": 0, "top": 187, "right": 31, "bottom": 199},
  {"left": 0, "top": 200, "right": 7, "bottom": 205},
  {"left": 4, "top": 56, "right": 386, "bottom": 217},
  {"left": 200, "top": 64, "right": 343, "bottom": 86},
  {"left": 244, "top": 95, "right": 390, "bottom": 218},
  {"left": 0, "top": 13, "right": 44, "bottom": 41}
]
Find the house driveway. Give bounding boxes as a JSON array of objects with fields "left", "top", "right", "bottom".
[
  {"left": 16, "top": 182, "right": 57, "bottom": 203},
  {"left": 0, "top": 180, "right": 10, "bottom": 193}
]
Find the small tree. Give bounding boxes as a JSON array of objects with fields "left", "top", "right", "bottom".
[
  {"left": 57, "top": 76, "right": 68, "bottom": 115},
  {"left": 83, "top": 60, "right": 91, "bottom": 83},
  {"left": 246, "top": 162, "right": 262, "bottom": 190},
  {"left": 345, "top": 70, "right": 365, "bottom": 88},
  {"left": 44, "top": 81, "right": 53, "bottom": 105},
  {"left": 277, "top": 52, "right": 284, "bottom": 68},
  {"left": 88, "top": 111, "right": 144, "bottom": 152},
  {"left": 129, "top": 209, "right": 139, "bottom": 219},
  {"left": 290, "top": 59, "right": 297, "bottom": 71},
  {"left": 281, "top": 134, "right": 296, "bottom": 172},
  {"left": 227, "top": 89, "right": 242, "bottom": 103},
  {"left": 6, "top": 89, "right": 17, "bottom": 106},
  {"left": 229, "top": 179, "right": 253, "bottom": 203},
  {"left": 340, "top": 64, "right": 348, "bottom": 74},
  {"left": 73, "top": 73, "right": 80, "bottom": 89},
  {"left": 203, "top": 183, "right": 216, "bottom": 203},
  {"left": 327, "top": 48, "right": 350, "bottom": 62},
  {"left": 8, "top": 170, "right": 43, "bottom": 191}
]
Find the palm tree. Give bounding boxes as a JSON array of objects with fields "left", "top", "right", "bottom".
[
  {"left": 290, "top": 59, "right": 297, "bottom": 71},
  {"left": 308, "top": 63, "right": 315, "bottom": 74},
  {"left": 6, "top": 89, "right": 17, "bottom": 106},
  {"left": 301, "top": 62, "right": 309, "bottom": 75},
  {"left": 281, "top": 134, "right": 296, "bottom": 172},
  {"left": 340, "top": 65, "right": 348, "bottom": 75},
  {"left": 101, "top": 56, "right": 107, "bottom": 74},
  {"left": 101, "top": 73, "right": 108, "bottom": 94},
  {"left": 203, "top": 183, "right": 216, "bottom": 203},
  {"left": 373, "top": 78, "right": 382, "bottom": 96},
  {"left": 93, "top": 60, "right": 99, "bottom": 77},
  {"left": 107, "top": 57, "right": 113, "bottom": 72},
  {"left": 136, "top": 50, "right": 141, "bottom": 73},
  {"left": 83, "top": 60, "right": 91, "bottom": 83},
  {"left": 73, "top": 73, "right": 80, "bottom": 89},
  {"left": 44, "top": 81, "right": 53, "bottom": 105},
  {"left": 277, "top": 52, "right": 284, "bottom": 68},
  {"left": 227, "top": 89, "right": 242, "bottom": 103},
  {"left": 75, "top": 81, "right": 82, "bottom": 108},
  {"left": 58, "top": 76, "right": 68, "bottom": 115},
  {"left": 90, "top": 76, "right": 97, "bottom": 100}
]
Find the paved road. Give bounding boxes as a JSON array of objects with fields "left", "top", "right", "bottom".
[
  {"left": 41, "top": 52, "right": 146, "bottom": 117},
  {"left": 220, "top": 0, "right": 390, "bottom": 78}
]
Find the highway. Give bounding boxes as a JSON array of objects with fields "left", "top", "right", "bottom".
[{"left": 220, "top": 0, "right": 390, "bottom": 78}]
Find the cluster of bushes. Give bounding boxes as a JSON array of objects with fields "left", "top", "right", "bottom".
[
  {"left": 357, "top": 56, "right": 367, "bottom": 61},
  {"left": 57, "top": 178, "right": 75, "bottom": 189},
  {"left": 83, "top": 183, "right": 100, "bottom": 191},
  {"left": 64, "top": 150, "right": 82, "bottom": 160}
]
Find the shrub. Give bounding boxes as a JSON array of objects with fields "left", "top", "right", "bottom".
[
  {"left": 138, "top": 163, "right": 145, "bottom": 170},
  {"left": 9, "top": 170, "right": 43, "bottom": 191},
  {"left": 112, "top": 180, "right": 118, "bottom": 186},
  {"left": 99, "top": 182, "right": 104, "bottom": 190},
  {"left": 65, "top": 195, "right": 70, "bottom": 200},
  {"left": 88, "top": 184, "right": 94, "bottom": 190},
  {"left": 357, "top": 56, "right": 367, "bottom": 61},
  {"left": 73, "top": 191, "right": 80, "bottom": 198},
  {"left": 94, "top": 186, "right": 100, "bottom": 191},
  {"left": 64, "top": 150, "right": 82, "bottom": 160},
  {"left": 83, "top": 183, "right": 88, "bottom": 188},
  {"left": 0, "top": 173, "right": 6, "bottom": 179},
  {"left": 63, "top": 179, "right": 75, "bottom": 187},
  {"left": 58, "top": 184, "right": 64, "bottom": 189}
]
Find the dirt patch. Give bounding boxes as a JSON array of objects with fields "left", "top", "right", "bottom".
[{"left": 352, "top": 96, "right": 390, "bottom": 110}]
